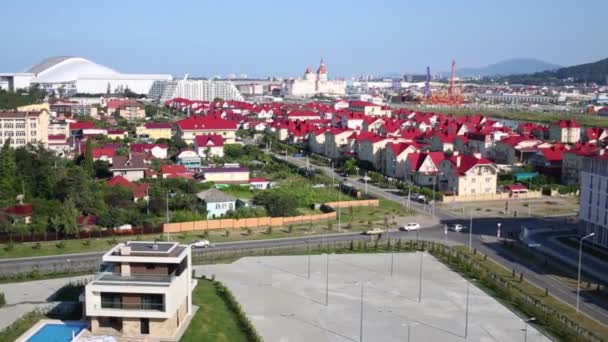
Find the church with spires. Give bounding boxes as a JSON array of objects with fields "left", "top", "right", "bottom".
[{"left": 284, "top": 59, "right": 346, "bottom": 97}]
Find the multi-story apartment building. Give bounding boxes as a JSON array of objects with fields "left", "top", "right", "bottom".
[
  {"left": 0, "top": 110, "right": 50, "bottom": 147},
  {"left": 438, "top": 152, "right": 498, "bottom": 197},
  {"left": 175, "top": 116, "right": 238, "bottom": 144},
  {"left": 579, "top": 156, "right": 608, "bottom": 248},
  {"left": 148, "top": 79, "right": 245, "bottom": 103},
  {"left": 85, "top": 241, "right": 195, "bottom": 340},
  {"left": 549, "top": 119, "right": 581, "bottom": 144}
]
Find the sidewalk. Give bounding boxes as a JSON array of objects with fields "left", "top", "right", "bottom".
[{"left": 0, "top": 275, "right": 89, "bottom": 330}]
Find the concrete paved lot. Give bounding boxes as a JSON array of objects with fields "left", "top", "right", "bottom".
[{"left": 194, "top": 253, "right": 551, "bottom": 342}]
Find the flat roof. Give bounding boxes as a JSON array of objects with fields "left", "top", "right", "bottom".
[{"left": 127, "top": 241, "right": 176, "bottom": 253}]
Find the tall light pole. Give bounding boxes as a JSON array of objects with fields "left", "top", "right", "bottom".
[
  {"left": 338, "top": 183, "right": 342, "bottom": 233},
  {"left": 418, "top": 251, "right": 423, "bottom": 302},
  {"left": 464, "top": 280, "right": 470, "bottom": 338},
  {"left": 523, "top": 317, "right": 536, "bottom": 342},
  {"left": 166, "top": 191, "right": 170, "bottom": 223},
  {"left": 325, "top": 253, "right": 330, "bottom": 306},
  {"left": 577, "top": 232, "right": 595, "bottom": 313},
  {"left": 469, "top": 210, "right": 473, "bottom": 251},
  {"left": 331, "top": 161, "right": 335, "bottom": 187},
  {"left": 359, "top": 282, "right": 364, "bottom": 342},
  {"left": 364, "top": 172, "right": 368, "bottom": 195}
]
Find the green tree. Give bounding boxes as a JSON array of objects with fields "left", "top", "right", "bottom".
[
  {"left": 253, "top": 192, "right": 298, "bottom": 217},
  {"left": 83, "top": 139, "right": 94, "bottom": 177},
  {"left": 61, "top": 198, "right": 79, "bottom": 235},
  {"left": 342, "top": 159, "right": 357, "bottom": 175},
  {"left": 0, "top": 140, "right": 17, "bottom": 199}
]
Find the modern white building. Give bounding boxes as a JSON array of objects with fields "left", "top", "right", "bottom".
[
  {"left": 85, "top": 241, "right": 195, "bottom": 340},
  {"left": 0, "top": 56, "right": 172, "bottom": 95},
  {"left": 284, "top": 60, "right": 346, "bottom": 97},
  {"left": 579, "top": 156, "right": 608, "bottom": 248},
  {"left": 148, "top": 79, "right": 244, "bottom": 103}
]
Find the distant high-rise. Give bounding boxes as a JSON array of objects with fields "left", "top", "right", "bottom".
[{"left": 148, "top": 80, "right": 244, "bottom": 102}]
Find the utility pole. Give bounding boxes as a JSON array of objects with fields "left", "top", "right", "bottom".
[{"left": 307, "top": 242, "right": 311, "bottom": 279}]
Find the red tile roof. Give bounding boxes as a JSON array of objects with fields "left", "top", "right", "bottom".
[
  {"left": 554, "top": 119, "right": 580, "bottom": 128},
  {"left": 195, "top": 134, "right": 224, "bottom": 147},
  {"left": 176, "top": 116, "right": 238, "bottom": 131},
  {"left": 92, "top": 148, "right": 116, "bottom": 159},
  {"left": 161, "top": 164, "right": 187, "bottom": 175},
  {"left": 69, "top": 122, "right": 96, "bottom": 131},
  {"left": 445, "top": 154, "right": 494, "bottom": 174}
]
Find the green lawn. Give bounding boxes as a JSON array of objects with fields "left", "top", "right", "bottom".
[{"left": 181, "top": 280, "right": 250, "bottom": 342}]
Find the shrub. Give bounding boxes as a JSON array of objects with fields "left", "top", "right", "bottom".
[
  {"left": 266, "top": 226, "right": 273, "bottom": 235},
  {"left": 82, "top": 239, "right": 91, "bottom": 246},
  {"left": 0, "top": 292, "right": 5, "bottom": 308},
  {"left": 327, "top": 222, "right": 333, "bottom": 231},
  {"left": 287, "top": 225, "right": 293, "bottom": 233},
  {"left": 246, "top": 228, "right": 252, "bottom": 235},
  {"left": 56, "top": 241, "right": 66, "bottom": 249},
  {"left": 202, "top": 231, "right": 209, "bottom": 239},
  {"left": 32, "top": 242, "right": 42, "bottom": 250},
  {"left": 224, "top": 230, "right": 230, "bottom": 237}
]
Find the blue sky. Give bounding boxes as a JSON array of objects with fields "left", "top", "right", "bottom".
[{"left": 1, "top": 0, "right": 606, "bottom": 78}]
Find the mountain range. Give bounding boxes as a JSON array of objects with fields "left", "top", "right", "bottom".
[
  {"left": 492, "top": 57, "right": 608, "bottom": 85},
  {"left": 458, "top": 58, "right": 561, "bottom": 77}
]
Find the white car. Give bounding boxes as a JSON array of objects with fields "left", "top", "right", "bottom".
[
  {"left": 400, "top": 223, "right": 421, "bottom": 231},
  {"left": 190, "top": 239, "right": 212, "bottom": 249},
  {"left": 451, "top": 224, "right": 466, "bottom": 232},
  {"left": 364, "top": 228, "right": 385, "bottom": 235}
]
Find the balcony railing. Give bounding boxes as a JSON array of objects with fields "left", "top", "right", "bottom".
[
  {"left": 93, "top": 271, "right": 175, "bottom": 284},
  {"left": 97, "top": 301, "right": 165, "bottom": 311}
]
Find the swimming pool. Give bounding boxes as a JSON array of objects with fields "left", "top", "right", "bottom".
[{"left": 26, "top": 322, "right": 88, "bottom": 342}]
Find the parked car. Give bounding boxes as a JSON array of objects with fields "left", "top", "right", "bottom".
[
  {"left": 451, "top": 224, "right": 466, "bottom": 232},
  {"left": 363, "top": 228, "right": 385, "bottom": 235},
  {"left": 400, "top": 223, "right": 421, "bottom": 231},
  {"left": 190, "top": 239, "right": 213, "bottom": 249}
]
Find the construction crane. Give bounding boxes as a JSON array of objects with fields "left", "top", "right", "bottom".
[{"left": 425, "top": 59, "right": 464, "bottom": 106}]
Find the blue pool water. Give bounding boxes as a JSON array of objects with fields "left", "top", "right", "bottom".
[{"left": 27, "top": 323, "right": 87, "bottom": 342}]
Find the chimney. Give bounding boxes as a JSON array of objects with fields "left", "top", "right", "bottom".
[
  {"left": 452, "top": 150, "right": 460, "bottom": 156},
  {"left": 119, "top": 246, "right": 131, "bottom": 256},
  {"left": 600, "top": 149, "right": 606, "bottom": 156},
  {"left": 473, "top": 151, "right": 482, "bottom": 159},
  {"left": 456, "top": 155, "right": 462, "bottom": 168}
]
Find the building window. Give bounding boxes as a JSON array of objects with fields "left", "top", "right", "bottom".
[
  {"left": 30, "top": 123, "right": 36, "bottom": 129},
  {"left": 471, "top": 178, "right": 476, "bottom": 183},
  {"left": 485, "top": 178, "right": 491, "bottom": 183},
  {"left": 215, "top": 204, "right": 220, "bottom": 209},
  {"left": 15, "top": 131, "right": 25, "bottom": 137},
  {"left": 16, "top": 139, "right": 25, "bottom": 145},
  {"left": 4, "top": 123, "right": 13, "bottom": 129},
  {"left": 15, "top": 123, "right": 25, "bottom": 129}
]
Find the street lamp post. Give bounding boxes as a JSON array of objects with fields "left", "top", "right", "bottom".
[
  {"left": 418, "top": 251, "right": 423, "bottom": 302},
  {"left": 465, "top": 280, "right": 470, "bottom": 338},
  {"left": 338, "top": 184, "right": 342, "bottom": 233},
  {"left": 496, "top": 222, "right": 502, "bottom": 240},
  {"left": 359, "top": 282, "right": 364, "bottom": 342},
  {"left": 469, "top": 210, "right": 473, "bottom": 251},
  {"left": 364, "top": 172, "right": 368, "bottom": 195},
  {"left": 331, "top": 161, "right": 334, "bottom": 187},
  {"left": 577, "top": 232, "right": 595, "bottom": 313},
  {"left": 523, "top": 317, "right": 536, "bottom": 342}
]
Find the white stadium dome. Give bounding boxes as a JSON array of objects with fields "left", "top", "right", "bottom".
[
  {"left": 25, "top": 56, "right": 120, "bottom": 83},
  {"left": 2, "top": 56, "right": 173, "bottom": 95}
]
